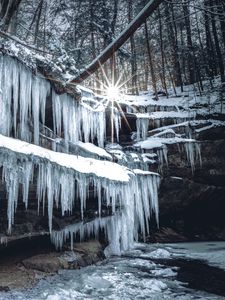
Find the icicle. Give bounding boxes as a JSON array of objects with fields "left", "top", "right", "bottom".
[
  {"left": 184, "top": 141, "right": 202, "bottom": 173},
  {"left": 0, "top": 135, "right": 160, "bottom": 253},
  {"left": 19, "top": 63, "right": 32, "bottom": 141},
  {"left": 0, "top": 55, "right": 13, "bottom": 136},
  {"left": 0, "top": 236, "right": 8, "bottom": 245},
  {"left": 113, "top": 109, "right": 121, "bottom": 142},
  {"left": 52, "top": 93, "right": 106, "bottom": 147},
  {"left": 31, "top": 76, "right": 50, "bottom": 145},
  {"left": 157, "top": 145, "right": 168, "bottom": 172},
  {"left": 50, "top": 170, "right": 160, "bottom": 254},
  {"left": 0, "top": 54, "right": 51, "bottom": 144},
  {"left": 136, "top": 118, "right": 149, "bottom": 141}
]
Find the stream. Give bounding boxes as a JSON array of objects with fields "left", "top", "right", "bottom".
[{"left": 1, "top": 242, "right": 225, "bottom": 300}]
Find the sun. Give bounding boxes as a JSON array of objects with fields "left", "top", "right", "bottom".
[{"left": 106, "top": 85, "right": 120, "bottom": 100}]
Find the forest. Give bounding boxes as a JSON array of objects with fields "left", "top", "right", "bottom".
[
  {"left": 0, "top": 1, "right": 225, "bottom": 299},
  {"left": 1, "top": 0, "right": 225, "bottom": 94}
]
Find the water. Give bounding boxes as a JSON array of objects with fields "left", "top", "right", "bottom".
[{"left": 2, "top": 242, "right": 225, "bottom": 300}]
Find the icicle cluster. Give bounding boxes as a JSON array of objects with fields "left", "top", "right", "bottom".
[
  {"left": 0, "top": 54, "right": 49, "bottom": 144},
  {"left": 0, "top": 147, "right": 127, "bottom": 234},
  {"left": 0, "top": 141, "right": 160, "bottom": 254},
  {"left": 51, "top": 170, "right": 160, "bottom": 254},
  {"left": 52, "top": 92, "right": 106, "bottom": 147},
  {"left": 0, "top": 54, "right": 106, "bottom": 147}
]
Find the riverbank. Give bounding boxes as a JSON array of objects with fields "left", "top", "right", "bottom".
[{"left": 0, "top": 238, "right": 105, "bottom": 291}]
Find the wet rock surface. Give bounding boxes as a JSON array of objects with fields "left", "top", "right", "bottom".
[
  {"left": 0, "top": 239, "right": 105, "bottom": 290},
  {"left": 148, "top": 133, "right": 225, "bottom": 243},
  {"left": 150, "top": 257, "right": 225, "bottom": 297}
]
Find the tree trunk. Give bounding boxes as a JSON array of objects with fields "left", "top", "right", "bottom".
[
  {"left": 165, "top": 2, "right": 183, "bottom": 90},
  {"left": 182, "top": 0, "right": 195, "bottom": 84},
  {"left": 204, "top": 0, "right": 217, "bottom": 78},
  {"left": 34, "top": 0, "right": 44, "bottom": 45},
  {"left": 158, "top": 8, "right": 168, "bottom": 97},
  {"left": 0, "top": 0, "right": 22, "bottom": 32},
  {"left": 210, "top": 0, "right": 225, "bottom": 82},
  {"left": 144, "top": 20, "right": 158, "bottom": 99},
  {"left": 128, "top": 0, "right": 138, "bottom": 94}
]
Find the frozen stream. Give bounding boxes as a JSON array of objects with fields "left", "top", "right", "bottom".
[{"left": 2, "top": 242, "right": 225, "bottom": 300}]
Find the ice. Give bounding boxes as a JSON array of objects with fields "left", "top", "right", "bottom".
[
  {"left": 32, "top": 77, "right": 50, "bottom": 145},
  {"left": 151, "top": 268, "right": 177, "bottom": 277},
  {"left": 136, "top": 117, "right": 149, "bottom": 140},
  {"left": 0, "top": 54, "right": 108, "bottom": 148},
  {"left": 135, "top": 136, "right": 201, "bottom": 172},
  {"left": 0, "top": 135, "right": 131, "bottom": 233},
  {"left": 0, "top": 54, "right": 50, "bottom": 144},
  {"left": 0, "top": 135, "right": 160, "bottom": 248},
  {"left": 51, "top": 171, "right": 160, "bottom": 254},
  {"left": 141, "top": 279, "right": 167, "bottom": 291},
  {"left": 85, "top": 275, "right": 112, "bottom": 289},
  {"left": 52, "top": 93, "right": 106, "bottom": 147},
  {"left": 74, "top": 141, "right": 112, "bottom": 160},
  {"left": 0, "top": 236, "right": 8, "bottom": 245},
  {"left": 141, "top": 248, "right": 171, "bottom": 259},
  {"left": 113, "top": 109, "right": 121, "bottom": 142},
  {"left": 184, "top": 141, "right": 202, "bottom": 173}
]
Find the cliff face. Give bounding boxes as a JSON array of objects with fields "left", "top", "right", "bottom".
[{"left": 150, "top": 128, "right": 225, "bottom": 242}]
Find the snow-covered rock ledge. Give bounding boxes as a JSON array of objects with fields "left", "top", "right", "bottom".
[{"left": 0, "top": 135, "right": 160, "bottom": 254}]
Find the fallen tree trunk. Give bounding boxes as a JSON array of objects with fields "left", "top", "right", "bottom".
[{"left": 71, "top": 0, "right": 163, "bottom": 84}]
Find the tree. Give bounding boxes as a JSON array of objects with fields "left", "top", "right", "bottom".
[{"left": 0, "top": 0, "right": 22, "bottom": 32}]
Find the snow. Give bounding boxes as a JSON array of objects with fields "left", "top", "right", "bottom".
[
  {"left": 74, "top": 141, "right": 112, "bottom": 160},
  {"left": 0, "top": 134, "right": 129, "bottom": 182},
  {"left": 135, "top": 139, "right": 164, "bottom": 150},
  {"left": 0, "top": 134, "right": 130, "bottom": 233},
  {"left": 163, "top": 242, "right": 225, "bottom": 271},
  {"left": 135, "top": 111, "right": 195, "bottom": 120},
  {"left": 121, "top": 94, "right": 182, "bottom": 108},
  {"left": 0, "top": 135, "right": 160, "bottom": 250},
  {"left": 147, "top": 248, "right": 171, "bottom": 259},
  {"left": 2, "top": 242, "right": 224, "bottom": 300},
  {"left": 85, "top": 276, "right": 112, "bottom": 289}
]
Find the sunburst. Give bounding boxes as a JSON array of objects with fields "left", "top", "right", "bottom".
[{"left": 89, "top": 60, "right": 136, "bottom": 144}]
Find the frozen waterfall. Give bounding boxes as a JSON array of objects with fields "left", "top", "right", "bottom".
[{"left": 0, "top": 135, "right": 160, "bottom": 254}]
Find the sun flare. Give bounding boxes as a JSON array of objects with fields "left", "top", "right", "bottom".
[{"left": 106, "top": 85, "right": 120, "bottom": 100}]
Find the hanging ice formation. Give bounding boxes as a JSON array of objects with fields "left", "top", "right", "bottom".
[
  {"left": 184, "top": 141, "right": 202, "bottom": 173},
  {"left": 0, "top": 54, "right": 50, "bottom": 143},
  {"left": 0, "top": 134, "right": 160, "bottom": 254},
  {"left": 51, "top": 170, "right": 160, "bottom": 254},
  {"left": 135, "top": 111, "right": 196, "bottom": 141},
  {"left": 136, "top": 117, "right": 149, "bottom": 140},
  {"left": 52, "top": 92, "right": 106, "bottom": 148},
  {"left": 0, "top": 54, "right": 107, "bottom": 147}
]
